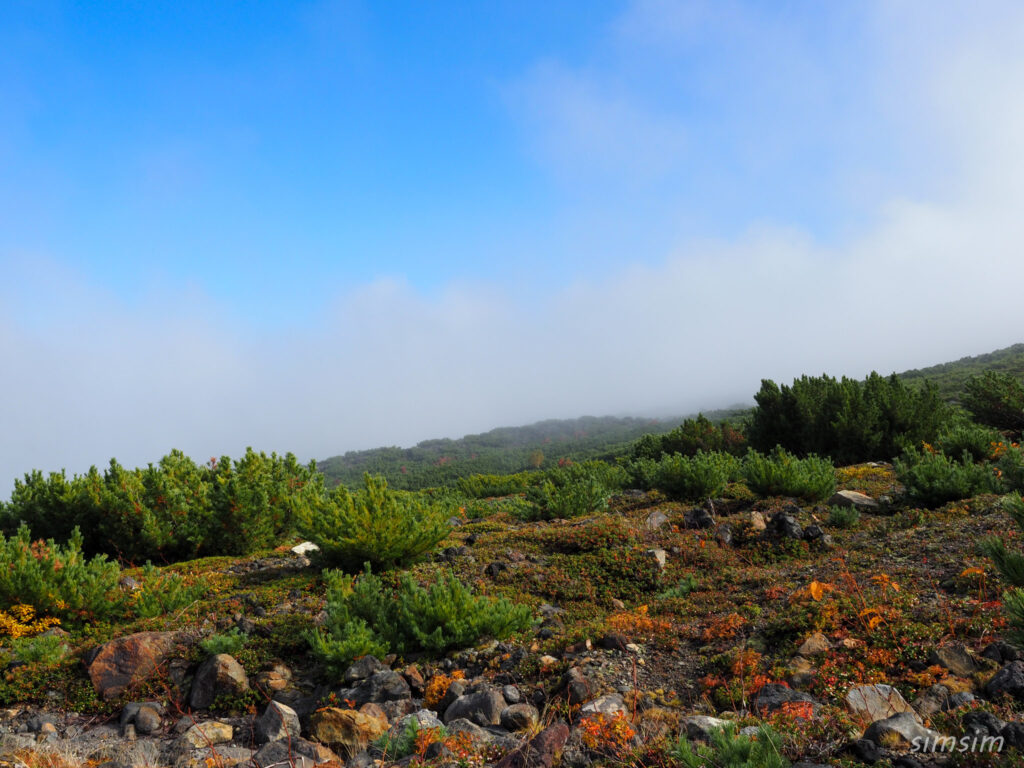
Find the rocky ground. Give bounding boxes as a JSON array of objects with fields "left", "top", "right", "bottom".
[{"left": 2, "top": 463, "right": 1024, "bottom": 767}]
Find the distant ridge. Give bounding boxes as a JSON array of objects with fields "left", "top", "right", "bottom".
[{"left": 318, "top": 343, "right": 1024, "bottom": 489}]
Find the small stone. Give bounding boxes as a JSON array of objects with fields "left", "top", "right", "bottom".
[
  {"left": 684, "top": 716, "right": 728, "bottom": 741},
  {"left": 290, "top": 541, "right": 320, "bottom": 556},
  {"left": 134, "top": 704, "right": 161, "bottom": 735},
  {"left": 189, "top": 653, "right": 250, "bottom": 710},
  {"left": 928, "top": 644, "right": 985, "bottom": 678},
  {"left": 579, "top": 694, "right": 626, "bottom": 718},
  {"left": 180, "top": 721, "right": 233, "bottom": 748},
  {"left": 255, "top": 701, "right": 301, "bottom": 744},
  {"left": 798, "top": 632, "right": 831, "bottom": 657},
  {"left": 644, "top": 549, "right": 667, "bottom": 571},
  {"left": 343, "top": 655, "right": 384, "bottom": 684},
  {"left": 308, "top": 707, "right": 388, "bottom": 758},
  {"left": 501, "top": 703, "right": 539, "bottom": 731},
  {"left": 985, "top": 660, "right": 1024, "bottom": 702},
  {"left": 502, "top": 685, "right": 522, "bottom": 704},
  {"left": 645, "top": 510, "right": 669, "bottom": 530}
]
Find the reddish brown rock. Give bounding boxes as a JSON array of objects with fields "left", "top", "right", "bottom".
[
  {"left": 87, "top": 632, "right": 178, "bottom": 701},
  {"left": 494, "top": 722, "right": 569, "bottom": 768}
]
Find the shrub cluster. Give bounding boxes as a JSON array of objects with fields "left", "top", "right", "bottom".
[
  {"left": 935, "top": 421, "right": 1003, "bottom": 463},
  {"left": 747, "top": 372, "right": 948, "bottom": 464},
  {"left": 961, "top": 371, "right": 1024, "bottom": 434},
  {"left": 524, "top": 461, "right": 625, "bottom": 520},
  {"left": 630, "top": 415, "right": 746, "bottom": 461},
  {"left": 981, "top": 493, "right": 1024, "bottom": 644},
  {"left": 1, "top": 449, "right": 320, "bottom": 562},
  {"left": 307, "top": 567, "right": 532, "bottom": 677},
  {"left": 296, "top": 474, "right": 452, "bottom": 572},
  {"left": 894, "top": 448, "right": 997, "bottom": 507},
  {"left": 742, "top": 448, "right": 836, "bottom": 501},
  {"left": 649, "top": 451, "right": 740, "bottom": 501},
  {"left": 455, "top": 472, "right": 538, "bottom": 499},
  {"left": 670, "top": 723, "right": 789, "bottom": 768}
]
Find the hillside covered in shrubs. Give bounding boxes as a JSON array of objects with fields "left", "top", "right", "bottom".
[{"left": 1, "top": 347, "right": 1024, "bottom": 767}]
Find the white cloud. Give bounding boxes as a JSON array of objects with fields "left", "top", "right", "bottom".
[{"left": 3, "top": 1, "right": 1024, "bottom": 495}]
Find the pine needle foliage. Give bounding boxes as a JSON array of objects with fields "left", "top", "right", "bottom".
[
  {"left": 296, "top": 474, "right": 452, "bottom": 571},
  {"left": 742, "top": 448, "right": 835, "bottom": 501},
  {"left": 894, "top": 448, "right": 997, "bottom": 507},
  {"left": 0, "top": 525, "right": 122, "bottom": 622},
  {"left": 307, "top": 566, "right": 533, "bottom": 679},
  {"left": 670, "top": 723, "right": 789, "bottom": 768},
  {"left": 981, "top": 493, "right": 1024, "bottom": 644}
]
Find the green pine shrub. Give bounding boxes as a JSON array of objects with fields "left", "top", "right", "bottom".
[
  {"left": 935, "top": 421, "right": 1004, "bottom": 463},
  {"left": 980, "top": 493, "right": 1024, "bottom": 644},
  {"left": 200, "top": 627, "right": 248, "bottom": 656},
  {"left": 652, "top": 451, "right": 739, "bottom": 500},
  {"left": 742, "top": 448, "right": 836, "bottom": 501},
  {"left": 0, "top": 525, "right": 122, "bottom": 622},
  {"left": 307, "top": 567, "right": 533, "bottom": 678},
  {"left": 456, "top": 472, "right": 537, "bottom": 498},
  {"left": 631, "top": 415, "right": 746, "bottom": 461},
  {"left": 524, "top": 461, "right": 623, "bottom": 520},
  {"left": 659, "top": 573, "right": 702, "bottom": 599},
  {"left": 669, "top": 723, "right": 789, "bottom": 768},
  {"left": 296, "top": 474, "right": 452, "bottom": 571},
  {"left": 827, "top": 506, "right": 860, "bottom": 529},
  {"left": 961, "top": 371, "right": 1024, "bottom": 434},
  {"left": 997, "top": 444, "right": 1024, "bottom": 492},
  {"left": 1, "top": 449, "right": 321, "bottom": 562},
  {"left": 7, "top": 634, "right": 68, "bottom": 666},
  {"left": 131, "top": 564, "right": 207, "bottom": 619},
  {"left": 894, "top": 448, "right": 997, "bottom": 507},
  {"left": 748, "top": 372, "right": 948, "bottom": 464}
]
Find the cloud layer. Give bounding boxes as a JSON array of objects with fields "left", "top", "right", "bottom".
[{"left": 3, "top": 1, "right": 1024, "bottom": 494}]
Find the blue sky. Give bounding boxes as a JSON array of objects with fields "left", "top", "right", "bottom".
[{"left": 2, "top": 1, "right": 1024, "bottom": 489}]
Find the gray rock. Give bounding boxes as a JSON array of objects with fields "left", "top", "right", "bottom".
[
  {"left": 766, "top": 510, "right": 803, "bottom": 540},
  {"left": 862, "top": 712, "right": 944, "bottom": 750},
  {"left": 644, "top": 548, "right": 667, "bottom": 571},
  {"left": 343, "top": 655, "right": 384, "bottom": 684},
  {"left": 255, "top": 700, "right": 301, "bottom": 744},
  {"left": 645, "top": 510, "right": 670, "bottom": 530},
  {"left": 579, "top": 694, "right": 626, "bottom": 718},
  {"left": 684, "top": 507, "right": 714, "bottom": 529},
  {"left": 502, "top": 685, "right": 522, "bottom": 705},
  {"left": 985, "top": 660, "right": 1024, "bottom": 702},
  {"left": 340, "top": 670, "right": 411, "bottom": 705},
  {"left": 829, "top": 490, "right": 879, "bottom": 511},
  {"left": 928, "top": 644, "right": 984, "bottom": 678},
  {"left": 500, "top": 703, "right": 539, "bottom": 731},
  {"left": 388, "top": 709, "right": 443, "bottom": 743},
  {"left": 443, "top": 690, "right": 506, "bottom": 727},
  {"left": 962, "top": 710, "right": 1006, "bottom": 737},
  {"left": 845, "top": 684, "right": 916, "bottom": 724},
  {"left": 752, "top": 683, "right": 819, "bottom": 715},
  {"left": 134, "top": 704, "right": 162, "bottom": 736},
  {"left": 189, "top": 654, "right": 250, "bottom": 710},
  {"left": 684, "top": 716, "right": 728, "bottom": 741}
]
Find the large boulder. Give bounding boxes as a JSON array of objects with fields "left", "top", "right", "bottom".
[
  {"left": 443, "top": 689, "right": 506, "bottom": 727},
  {"left": 985, "top": 660, "right": 1024, "bottom": 702},
  {"left": 87, "top": 631, "right": 178, "bottom": 701},
  {"left": 862, "top": 712, "right": 944, "bottom": 751},
  {"left": 189, "top": 653, "right": 250, "bottom": 710},
  {"left": 845, "top": 684, "right": 915, "bottom": 725},
  {"left": 829, "top": 490, "right": 879, "bottom": 511},
  {"left": 752, "top": 683, "right": 819, "bottom": 715},
  {"left": 309, "top": 707, "right": 388, "bottom": 758}
]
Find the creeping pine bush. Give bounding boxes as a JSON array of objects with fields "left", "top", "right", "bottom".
[
  {"left": 748, "top": 372, "right": 948, "bottom": 464},
  {"left": 827, "top": 506, "right": 860, "bottom": 529},
  {"left": 200, "top": 627, "right": 247, "bottom": 656},
  {"left": 1, "top": 449, "right": 321, "bottom": 562},
  {"left": 525, "top": 461, "right": 624, "bottom": 520},
  {"left": 961, "top": 371, "right": 1024, "bottom": 434},
  {"left": 630, "top": 415, "right": 746, "bottom": 461},
  {"left": 669, "top": 723, "right": 789, "bottom": 768},
  {"left": 742, "top": 448, "right": 835, "bottom": 501},
  {"left": 997, "top": 444, "right": 1024, "bottom": 492},
  {"left": 307, "top": 567, "right": 532, "bottom": 678},
  {"left": 131, "top": 563, "right": 207, "bottom": 619},
  {"left": 935, "top": 421, "right": 1004, "bottom": 463},
  {"left": 894, "top": 447, "right": 997, "bottom": 507},
  {"left": 980, "top": 493, "right": 1024, "bottom": 644},
  {"left": 652, "top": 451, "right": 739, "bottom": 500},
  {"left": 296, "top": 474, "right": 452, "bottom": 572},
  {"left": 0, "top": 525, "right": 122, "bottom": 622},
  {"left": 455, "top": 472, "right": 537, "bottom": 498}
]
